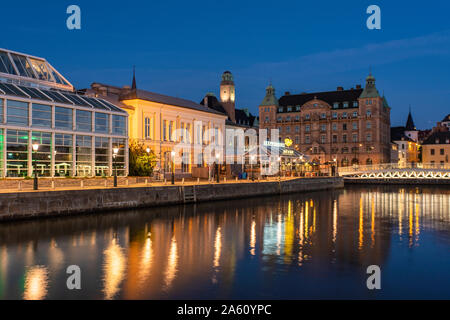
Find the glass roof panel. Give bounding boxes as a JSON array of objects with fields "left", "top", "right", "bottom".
[
  {"left": 29, "top": 58, "right": 53, "bottom": 82},
  {"left": 98, "top": 99, "right": 125, "bottom": 113},
  {"left": 0, "top": 83, "right": 127, "bottom": 114},
  {"left": 60, "top": 92, "right": 92, "bottom": 107},
  {"left": 0, "top": 51, "right": 16, "bottom": 75},
  {"left": 0, "top": 83, "right": 29, "bottom": 98},
  {"left": 40, "top": 89, "right": 73, "bottom": 105},
  {"left": 19, "top": 86, "right": 52, "bottom": 101},
  {"left": 82, "top": 97, "right": 109, "bottom": 110},
  {"left": 10, "top": 54, "right": 35, "bottom": 78}
]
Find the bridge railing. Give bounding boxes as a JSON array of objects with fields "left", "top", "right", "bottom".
[{"left": 338, "top": 163, "right": 450, "bottom": 175}]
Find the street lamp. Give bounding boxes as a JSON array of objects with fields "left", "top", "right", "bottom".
[
  {"left": 215, "top": 152, "right": 220, "bottom": 183},
  {"left": 113, "top": 147, "right": 119, "bottom": 187},
  {"left": 277, "top": 156, "right": 281, "bottom": 181},
  {"left": 32, "top": 143, "right": 39, "bottom": 190},
  {"left": 171, "top": 150, "right": 175, "bottom": 185},
  {"left": 251, "top": 155, "right": 256, "bottom": 181},
  {"left": 333, "top": 157, "right": 337, "bottom": 176}
]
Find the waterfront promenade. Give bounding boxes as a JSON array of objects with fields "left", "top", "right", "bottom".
[{"left": 0, "top": 177, "right": 343, "bottom": 221}]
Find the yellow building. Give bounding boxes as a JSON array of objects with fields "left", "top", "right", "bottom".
[
  {"left": 422, "top": 131, "right": 450, "bottom": 166},
  {"left": 87, "top": 80, "right": 227, "bottom": 178}
]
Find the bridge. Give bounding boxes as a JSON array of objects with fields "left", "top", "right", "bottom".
[{"left": 338, "top": 163, "right": 450, "bottom": 183}]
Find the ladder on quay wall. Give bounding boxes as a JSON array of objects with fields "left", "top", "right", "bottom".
[{"left": 182, "top": 186, "right": 196, "bottom": 203}]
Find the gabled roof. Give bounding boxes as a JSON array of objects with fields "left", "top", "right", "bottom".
[
  {"left": 422, "top": 131, "right": 450, "bottom": 145},
  {"left": 121, "top": 89, "right": 226, "bottom": 116},
  {"left": 391, "top": 126, "right": 414, "bottom": 142},
  {"left": 199, "top": 94, "right": 227, "bottom": 115},
  {"left": 235, "top": 108, "right": 257, "bottom": 127},
  {"left": 278, "top": 88, "right": 363, "bottom": 111},
  {"left": 442, "top": 114, "right": 450, "bottom": 122}
]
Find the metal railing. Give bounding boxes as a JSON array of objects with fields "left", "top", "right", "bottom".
[{"left": 338, "top": 163, "right": 450, "bottom": 175}]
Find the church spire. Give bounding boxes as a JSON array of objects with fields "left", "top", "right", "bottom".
[
  {"left": 406, "top": 107, "right": 416, "bottom": 130},
  {"left": 131, "top": 66, "right": 136, "bottom": 90}
]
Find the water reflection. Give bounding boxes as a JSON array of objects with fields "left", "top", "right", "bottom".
[
  {"left": 0, "top": 185, "right": 449, "bottom": 299},
  {"left": 23, "top": 266, "right": 49, "bottom": 300}
]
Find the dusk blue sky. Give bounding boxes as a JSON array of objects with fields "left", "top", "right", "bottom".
[{"left": 2, "top": 0, "right": 449, "bottom": 129}]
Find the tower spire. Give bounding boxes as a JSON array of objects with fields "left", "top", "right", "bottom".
[
  {"left": 406, "top": 106, "right": 416, "bottom": 131},
  {"left": 131, "top": 66, "right": 136, "bottom": 90}
]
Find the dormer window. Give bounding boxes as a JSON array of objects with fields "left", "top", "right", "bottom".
[
  {"left": 343, "top": 102, "right": 349, "bottom": 108},
  {"left": 287, "top": 106, "right": 292, "bottom": 112},
  {"left": 333, "top": 103, "right": 339, "bottom": 108},
  {"left": 296, "top": 106, "right": 300, "bottom": 111},
  {"left": 353, "top": 101, "right": 358, "bottom": 107},
  {"left": 278, "top": 107, "right": 283, "bottom": 112}
]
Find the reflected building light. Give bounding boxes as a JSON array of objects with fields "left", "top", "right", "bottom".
[
  {"left": 1, "top": 246, "right": 8, "bottom": 298},
  {"left": 25, "top": 241, "right": 34, "bottom": 266},
  {"left": 399, "top": 190, "right": 404, "bottom": 237},
  {"left": 298, "top": 205, "right": 304, "bottom": 266},
  {"left": 250, "top": 221, "right": 256, "bottom": 256},
  {"left": 415, "top": 195, "right": 420, "bottom": 242},
  {"left": 163, "top": 236, "right": 178, "bottom": 291},
  {"left": 214, "top": 227, "right": 222, "bottom": 267},
  {"left": 332, "top": 200, "right": 337, "bottom": 243},
  {"left": 277, "top": 214, "right": 282, "bottom": 256},
  {"left": 90, "top": 232, "right": 97, "bottom": 246},
  {"left": 138, "top": 235, "right": 153, "bottom": 285},
  {"left": 358, "top": 196, "right": 364, "bottom": 250},
  {"left": 312, "top": 207, "right": 316, "bottom": 234},
  {"left": 23, "top": 266, "right": 49, "bottom": 300},
  {"left": 304, "top": 201, "right": 309, "bottom": 239},
  {"left": 48, "top": 239, "right": 64, "bottom": 272},
  {"left": 371, "top": 196, "right": 375, "bottom": 247},
  {"left": 102, "top": 238, "right": 126, "bottom": 300},
  {"left": 409, "top": 196, "right": 414, "bottom": 247}
]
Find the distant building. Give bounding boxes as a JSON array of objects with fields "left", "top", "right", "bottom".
[
  {"left": 439, "top": 114, "right": 450, "bottom": 129},
  {"left": 0, "top": 48, "right": 129, "bottom": 178},
  {"left": 200, "top": 71, "right": 258, "bottom": 129},
  {"left": 88, "top": 71, "right": 227, "bottom": 178},
  {"left": 422, "top": 131, "right": 450, "bottom": 166},
  {"left": 259, "top": 73, "right": 392, "bottom": 166},
  {"left": 200, "top": 71, "right": 258, "bottom": 177},
  {"left": 390, "top": 111, "right": 420, "bottom": 165}
]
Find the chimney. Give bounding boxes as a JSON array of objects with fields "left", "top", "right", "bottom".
[
  {"left": 284, "top": 91, "right": 290, "bottom": 96},
  {"left": 337, "top": 86, "right": 344, "bottom": 91},
  {"left": 356, "top": 84, "right": 362, "bottom": 89}
]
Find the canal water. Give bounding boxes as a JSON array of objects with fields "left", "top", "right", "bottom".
[{"left": 0, "top": 185, "right": 449, "bottom": 300}]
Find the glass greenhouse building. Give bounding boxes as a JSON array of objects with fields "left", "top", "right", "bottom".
[{"left": 0, "top": 48, "right": 128, "bottom": 178}]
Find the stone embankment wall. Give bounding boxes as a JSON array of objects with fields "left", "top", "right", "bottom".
[{"left": 0, "top": 177, "right": 343, "bottom": 221}]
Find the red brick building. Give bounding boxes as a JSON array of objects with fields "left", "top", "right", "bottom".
[{"left": 259, "top": 74, "right": 391, "bottom": 166}]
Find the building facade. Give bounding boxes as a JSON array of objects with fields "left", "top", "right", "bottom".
[
  {"left": 259, "top": 74, "right": 391, "bottom": 166},
  {"left": 88, "top": 76, "right": 227, "bottom": 178},
  {"left": 0, "top": 48, "right": 128, "bottom": 178},
  {"left": 390, "top": 111, "right": 420, "bottom": 165},
  {"left": 422, "top": 131, "right": 450, "bottom": 166},
  {"left": 200, "top": 71, "right": 259, "bottom": 177}
]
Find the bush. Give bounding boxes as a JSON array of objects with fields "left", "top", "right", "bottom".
[{"left": 129, "top": 140, "right": 157, "bottom": 176}]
